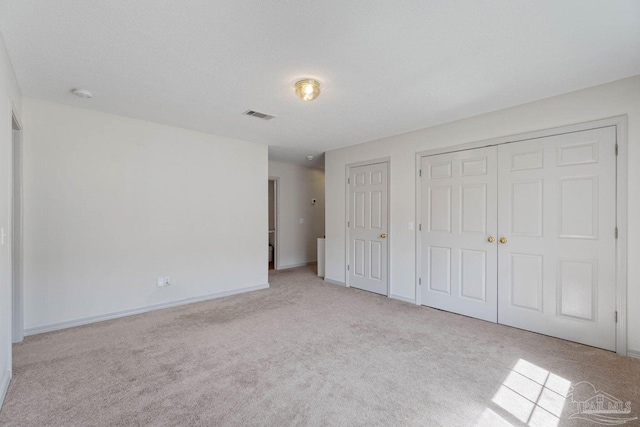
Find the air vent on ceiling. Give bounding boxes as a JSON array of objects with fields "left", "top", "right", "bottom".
[{"left": 243, "top": 110, "right": 275, "bottom": 120}]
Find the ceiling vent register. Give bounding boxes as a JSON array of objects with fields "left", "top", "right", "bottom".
[{"left": 243, "top": 110, "right": 275, "bottom": 120}]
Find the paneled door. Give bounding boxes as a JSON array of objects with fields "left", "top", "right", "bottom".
[
  {"left": 420, "top": 147, "right": 498, "bottom": 322},
  {"left": 497, "top": 127, "right": 617, "bottom": 350},
  {"left": 348, "top": 162, "right": 388, "bottom": 295}
]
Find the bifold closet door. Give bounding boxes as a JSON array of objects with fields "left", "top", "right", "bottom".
[
  {"left": 420, "top": 146, "right": 498, "bottom": 323},
  {"left": 497, "top": 127, "right": 617, "bottom": 351}
]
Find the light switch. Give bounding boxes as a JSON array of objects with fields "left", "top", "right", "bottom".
[
  {"left": 299, "top": 218, "right": 304, "bottom": 224},
  {"left": 408, "top": 222, "right": 414, "bottom": 231}
]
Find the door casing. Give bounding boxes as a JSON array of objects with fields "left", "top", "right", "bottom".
[
  {"left": 268, "top": 176, "right": 279, "bottom": 271},
  {"left": 415, "top": 116, "right": 628, "bottom": 355},
  {"left": 11, "top": 109, "right": 23, "bottom": 344}
]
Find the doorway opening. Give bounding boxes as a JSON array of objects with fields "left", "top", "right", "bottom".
[
  {"left": 11, "top": 112, "right": 23, "bottom": 343},
  {"left": 268, "top": 178, "right": 278, "bottom": 270}
]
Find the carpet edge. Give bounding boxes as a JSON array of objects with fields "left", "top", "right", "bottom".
[{"left": 23, "top": 283, "right": 270, "bottom": 337}]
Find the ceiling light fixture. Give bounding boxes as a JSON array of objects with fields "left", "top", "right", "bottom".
[
  {"left": 71, "top": 88, "right": 93, "bottom": 99},
  {"left": 307, "top": 155, "right": 314, "bottom": 161},
  {"left": 295, "top": 79, "right": 321, "bottom": 101}
]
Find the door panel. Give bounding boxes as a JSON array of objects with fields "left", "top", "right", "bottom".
[
  {"left": 497, "top": 126, "right": 616, "bottom": 351},
  {"left": 420, "top": 146, "right": 498, "bottom": 322},
  {"left": 348, "top": 162, "right": 388, "bottom": 295}
]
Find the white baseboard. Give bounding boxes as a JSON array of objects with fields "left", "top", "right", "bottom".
[
  {"left": 278, "top": 261, "right": 317, "bottom": 270},
  {"left": 389, "top": 293, "right": 416, "bottom": 304},
  {"left": 24, "top": 283, "right": 269, "bottom": 336},
  {"left": 0, "top": 369, "right": 10, "bottom": 411},
  {"left": 324, "top": 278, "right": 346, "bottom": 286},
  {"left": 627, "top": 349, "right": 640, "bottom": 359}
]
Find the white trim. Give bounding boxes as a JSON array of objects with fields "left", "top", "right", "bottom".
[
  {"left": 324, "top": 278, "right": 346, "bottom": 286},
  {"left": 415, "top": 116, "right": 627, "bottom": 158},
  {"left": 345, "top": 157, "right": 391, "bottom": 296},
  {"left": 268, "top": 176, "right": 280, "bottom": 270},
  {"left": 0, "top": 369, "right": 10, "bottom": 410},
  {"left": 627, "top": 349, "right": 640, "bottom": 359},
  {"left": 614, "top": 117, "right": 628, "bottom": 356},
  {"left": 415, "top": 151, "right": 422, "bottom": 306},
  {"left": 415, "top": 115, "right": 628, "bottom": 355},
  {"left": 389, "top": 293, "right": 416, "bottom": 304},
  {"left": 278, "top": 261, "right": 317, "bottom": 270},
  {"left": 24, "top": 283, "right": 269, "bottom": 336},
  {"left": 11, "top": 111, "right": 23, "bottom": 343}
]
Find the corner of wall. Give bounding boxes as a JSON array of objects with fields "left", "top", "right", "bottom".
[
  {"left": 0, "top": 368, "right": 10, "bottom": 409},
  {"left": 0, "top": 28, "right": 21, "bottom": 411}
]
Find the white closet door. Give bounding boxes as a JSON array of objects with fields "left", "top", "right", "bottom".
[
  {"left": 497, "top": 127, "right": 617, "bottom": 350},
  {"left": 420, "top": 146, "right": 498, "bottom": 323},
  {"left": 348, "top": 162, "right": 388, "bottom": 295}
]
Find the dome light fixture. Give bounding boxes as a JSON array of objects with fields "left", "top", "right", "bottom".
[
  {"left": 71, "top": 88, "right": 93, "bottom": 99},
  {"left": 295, "top": 79, "right": 321, "bottom": 101}
]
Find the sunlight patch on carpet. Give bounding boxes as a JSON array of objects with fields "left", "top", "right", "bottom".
[{"left": 483, "top": 359, "right": 571, "bottom": 426}]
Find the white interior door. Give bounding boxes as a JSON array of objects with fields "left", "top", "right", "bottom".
[
  {"left": 348, "top": 162, "right": 388, "bottom": 295},
  {"left": 497, "top": 127, "right": 617, "bottom": 350},
  {"left": 420, "top": 147, "right": 498, "bottom": 323}
]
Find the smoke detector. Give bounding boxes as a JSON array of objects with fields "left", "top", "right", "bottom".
[
  {"left": 71, "top": 88, "right": 93, "bottom": 99},
  {"left": 307, "top": 155, "right": 314, "bottom": 161}
]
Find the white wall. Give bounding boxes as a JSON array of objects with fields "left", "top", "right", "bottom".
[
  {"left": 268, "top": 161, "right": 324, "bottom": 269},
  {"left": 22, "top": 98, "right": 268, "bottom": 333},
  {"left": 325, "top": 76, "right": 640, "bottom": 353},
  {"left": 0, "top": 31, "right": 21, "bottom": 406}
]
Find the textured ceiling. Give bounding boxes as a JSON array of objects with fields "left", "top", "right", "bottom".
[{"left": 1, "top": 1, "right": 639, "bottom": 169}]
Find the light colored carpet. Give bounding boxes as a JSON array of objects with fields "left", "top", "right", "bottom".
[{"left": 1, "top": 265, "right": 638, "bottom": 426}]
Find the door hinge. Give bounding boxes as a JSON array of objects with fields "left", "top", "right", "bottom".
[
  {"left": 347, "top": 221, "right": 350, "bottom": 228},
  {"left": 418, "top": 278, "right": 422, "bottom": 285},
  {"left": 615, "top": 311, "right": 618, "bottom": 323},
  {"left": 347, "top": 265, "right": 350, "bottom": 271},
  {"left": 615, "top": 227, "right": 618, "bottom": 239},
  {"left": 419, "top": 169, "right": 422, "bottom": 177},
  {"left": 615, "top": 144, "right": 619, "bottom": 156},
  {"left": 347, "top": 177, "right": 350, "bottom": 184},
  {"left": 419, "top": 224, "right": 422, "bottom": 231}
]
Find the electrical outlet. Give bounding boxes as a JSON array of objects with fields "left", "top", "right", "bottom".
[{"left": 164, "top": 277, "right": 171, "bottom": 287}]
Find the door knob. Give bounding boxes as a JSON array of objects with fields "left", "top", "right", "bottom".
[
  {"left": 488, "top": 236, "right": 495, "bottom": 243},
  {"left": 499, "top": 237, "right": 507, "bottom": 244},
  {"left": 380, "top": 233, "right": 387, "bottom": 238}
]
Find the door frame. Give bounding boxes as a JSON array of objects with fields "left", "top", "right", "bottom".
[
  {"left": 345, "top": 157, "right": 391, "bottom": 296},
  {"left": 268, "top": 176, "right": 279, "bottom": 270},
  {"left": 415, "top": 116, "right": 628, "bottom": 355},
  {"left": 10, "top": 109, "right": 23, "bottom": 344}
]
